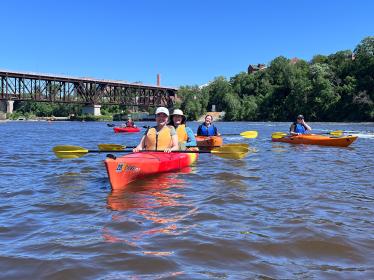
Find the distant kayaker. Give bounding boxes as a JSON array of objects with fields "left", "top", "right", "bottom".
[
  {"left": 125, "top": 117, "right": 136, "bottom": 128},
  {"left": 168, "top": 109, "right": 197, "bottom": 149},
  {"left": 290, "top": 115, "right": 312, "bottom": 135},
  {"left": 197, "top": 114, "right": 220, "bottom": 136},
  {"left": 133, "top": 107, "right": 179, "bottom": 153}
]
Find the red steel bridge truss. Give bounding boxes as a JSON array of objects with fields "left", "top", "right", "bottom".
[{"left": 0, "top": 70, "right": 177, "bottom": 108}]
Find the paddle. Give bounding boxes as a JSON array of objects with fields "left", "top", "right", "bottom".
[
  {"left": 98, "top": 144, "right": 134, "bottom": 150},
  {"left": 271, "top": 132, "right": 288, "bottom": 139},
  {"left": 272, "top": 130, "right": 344, "bottom": 139},
  {"left": 221, "top": 130, "right": 258, "bottom": 138},
  {"left": 97, "top": 143, "right": 249, "bottom": 151},
  {"left": 107, "top": 123, "right": 116, "bottom": 127},
  {"left": 53, "top": 145, "right": 249, "bottom": 160}
]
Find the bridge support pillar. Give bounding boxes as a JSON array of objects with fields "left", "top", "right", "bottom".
[
  {"left": 82, "top": 104, "right": 101, "bottom": 116},
  {"left": 7, "top": 100, "right": 14, "bottom": 114},
  {"left": 0, "top": 100, "right": 14, "bottom": 114}
]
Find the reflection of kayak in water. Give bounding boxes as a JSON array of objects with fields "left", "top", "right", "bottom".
[
  {"left": 113, "top": 126, "right": 140, "bottom": 133},
  {"left": 104, "top": 169, "right": 195, "bottom": 244},
  {"left": 104, "top": 151, "right": 198, "bottom": 190},
  {"left": 272, "top": 134, "right": 358, "bottom": 147},
  {"left": 107, "top": 172, "right": 189, "bottom": 211}
]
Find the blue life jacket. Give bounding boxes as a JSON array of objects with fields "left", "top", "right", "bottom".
[
  {"left": 294, "top": 123, "right": 306, "bottom": 134},
  {"left": 198, "top": 124, "right": 217, "bottom": 136}
]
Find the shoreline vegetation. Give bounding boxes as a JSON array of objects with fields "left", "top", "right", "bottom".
[{"left": 4, "top": 36, "right": 373, "bottom": 122}]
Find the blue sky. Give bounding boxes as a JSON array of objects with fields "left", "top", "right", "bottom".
[{"left": 0, "top": 0, "right": 373, "bottom": 87}]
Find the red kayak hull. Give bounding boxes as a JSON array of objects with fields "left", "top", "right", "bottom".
[
  {"left": 104, "top": 151, "right": 198, "bottom": 190},
  {"left": 113, "top": 127, "right": 140, "bottom": 133}
]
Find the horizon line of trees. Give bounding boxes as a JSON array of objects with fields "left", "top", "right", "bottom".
[
  {"left": 8, "top": 36, "right": 373, "bottom": 122},
  {"left": 178, "top": 36, "right": 374, "bottom": 122}
]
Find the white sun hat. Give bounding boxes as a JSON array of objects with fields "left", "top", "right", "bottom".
[{"left": 155, "top": 107, "right": 169, "bottom": 116}]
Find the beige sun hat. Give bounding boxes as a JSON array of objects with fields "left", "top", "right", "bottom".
[{"left": 171, "top": 109, "right": 186, "bottom": 122}]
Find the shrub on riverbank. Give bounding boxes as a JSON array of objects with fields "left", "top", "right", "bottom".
[{"left": 70, "top": 114, "right": 113, "bottom": 121}]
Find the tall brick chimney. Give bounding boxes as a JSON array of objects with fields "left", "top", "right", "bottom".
[{"left": 157, "top": 74, "right": 160, "bottom": 86}]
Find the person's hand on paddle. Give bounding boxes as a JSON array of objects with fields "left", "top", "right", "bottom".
[{"left": 133, "top": 145, "right": 142, "bottom": 152}]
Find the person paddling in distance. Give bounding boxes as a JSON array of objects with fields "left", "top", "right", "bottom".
[
  {"left": 290, "top": 114, "right": 312, "bottom": 135},
  {"left": 124, "top": 117, "right": 136, "bottom": 128},
  {"left": 197, "top": 114, "right": 220, "bottom": 136},
  {"left": 168, "top": 109, "right": 196, "bottom": 149},
  {"left": 133, "top": 107, "right": 179, "bottom": 153}
]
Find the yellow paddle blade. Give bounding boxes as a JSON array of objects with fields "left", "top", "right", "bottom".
[
  {"left": 272, "top": 132, "right": 288, "bottom": 139},
  {"left": 98, "top": 144, "right": 126, "bottom": 151},
  {"left": 210, "top": 146, "right": 250, "bottom": 159},
  {"left": 329, "top": 130, "right": 343, "bottom": 136},
  {"left": 240, "top": 131, "right": 258, "bottom": 138},
  {"left": 53, "top": 145, "right": 89, "bottom": 159}
]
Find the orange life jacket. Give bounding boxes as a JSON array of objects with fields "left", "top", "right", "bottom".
[
  {"left": 144, "top": 126, "right": 173, "bottom": 150},
  {"left": 176, "top": 124, "right": 188, "bottom": 143}
]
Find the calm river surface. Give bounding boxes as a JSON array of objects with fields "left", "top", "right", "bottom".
[{"left": 0, "top": 120, "right": 373, "bottom": 279}]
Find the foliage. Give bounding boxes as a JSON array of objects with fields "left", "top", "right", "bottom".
[
  {"left": 176, "top": 36, "right": 373, "bottom": 121},
  {"left": 71, "top": 114, "right": 113, "bottom": 121},
  {"left": 178, "top": 85, "right": 208, "bottom": 120},
  {"left": 13, "top": 101, "right": 82, "bottom": 117}
]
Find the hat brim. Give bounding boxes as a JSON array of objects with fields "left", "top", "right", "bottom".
[{"left": 171, "top": 114, "right": 186, "bottom": 122}]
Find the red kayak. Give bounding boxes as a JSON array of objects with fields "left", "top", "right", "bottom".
[
  {"left": 104, "top": 151, "right": 198, "bottom": 189},
  {"left": 113, "top": 126, "right": 140, "bottom": 133}
]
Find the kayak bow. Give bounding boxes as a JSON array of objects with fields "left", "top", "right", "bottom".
[{"left": 104, "top": 151, "right": 198, "bottom": 189}]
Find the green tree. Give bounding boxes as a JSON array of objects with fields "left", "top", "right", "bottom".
[
  {"left": 241, "top": 95, "right": 258, "bottom": 120},
  {"left": 205, "top": 77, "right": 232, "bottom": 112},
  {"left": 308, "top": 63, "right": 340, "bottom": 120},
  {"left": 283, "top": 61, "right": 312, "bottom": 119},
  {"left": 222, "top": 91, "right": 242, "bottom": 120},
  {"left": 178, "top": 86, "right": 207, "bottom": 120},
  {"left": 353, "top": 36, "right": 374, "bottom": 119}
]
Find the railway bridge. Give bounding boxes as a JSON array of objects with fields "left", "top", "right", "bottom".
[{"left": 0, "top": 70, "right": 177, "bottom": 116}]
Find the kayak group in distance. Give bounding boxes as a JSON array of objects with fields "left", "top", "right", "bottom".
[{"left": 131, "top": 107, "right": 357, "bottom": 151}]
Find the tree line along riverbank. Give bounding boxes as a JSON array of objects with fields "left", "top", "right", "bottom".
[{"left": 5, "top": 36, "right": 373, "bottom": 122}]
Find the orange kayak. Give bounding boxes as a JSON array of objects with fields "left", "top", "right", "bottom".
[
  {"left": 272, "top": 134, "right": 358, "bottom": 147},
  {"left": 195, "top": 136, "right": 223, "bottom": 150},
  {"left": 104, "top": 151, "right": 198, "bottom": 189}
]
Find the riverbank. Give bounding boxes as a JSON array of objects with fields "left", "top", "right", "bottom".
[{"left": 197, "top": 111, "right": 225, "bottom": 122}]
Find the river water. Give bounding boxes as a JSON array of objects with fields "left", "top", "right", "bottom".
[{"left": 0, "top": 120, "right": 373, "bottom": 279}]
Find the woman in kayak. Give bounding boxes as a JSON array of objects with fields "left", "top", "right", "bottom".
[
  {"left": 168, "top": 109, "right": 197, "bottom": 149},
  {"left": 133, "top": 107, "right": 179, "bottom": 153},
  {"left": 197, "top": 114, "right": 220, "bottom": 136},
  {"left": 290, "top": 114, "right": 312, "bottom": 135}
]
